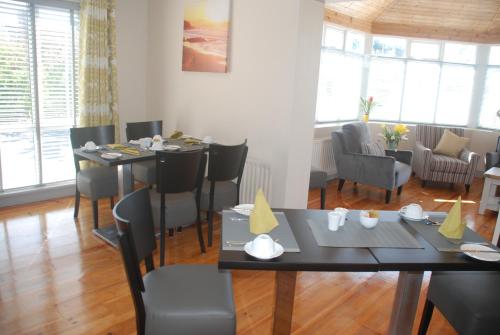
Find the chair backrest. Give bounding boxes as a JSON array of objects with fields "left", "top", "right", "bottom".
[
  {"left": 156, "top": 149, "right": 207, "bottom": 194},
  {"left": 341, "top": 122, "right": 371, "bottom": 154},
  {"left": 331, "top": 131, "right": 348, "bottom": 175},
  {"left": 126, "top": 120, "right": 163, "bottom": 141},
  {"left": 70, "top": 125, "right": 115, "bottom": 171},
  {"left": 416, "top": 124, "right": 465, "bottom": 149},
  {"left": 113, "top": 187, "right": 157, "bottom": 335},
  {"left": 207, "top": 141, "right": 248, "bottom": 182},
  {"left": 496, "top": 136, "right": 500, "bottom": 153}
]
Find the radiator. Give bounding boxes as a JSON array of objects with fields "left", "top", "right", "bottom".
[
  {"left": 311, "top": 137, "right": 337, "bottom": 178},
  {"left": 239, "top": 158, "right": 271, "bottom": 204}
]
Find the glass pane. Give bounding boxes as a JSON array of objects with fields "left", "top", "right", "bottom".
[
  {"left": 40, "top": 127, "right": 74, "bottom": 183},
  {"left": 372, "top": 36, "right": 406, "bottom": 58},
  {"left": 489, "top": 46, "right": 500, "bottom": 65},
  {"left": 316, "top": 50, "right": 363, "bottom": 122},
  {"left": 323, "top": 26, "right": 343, "bottom": 49},
  {"left": 435, "top": 64, "right": 475, "bottom": 125},
  {"left": 443, "top": 43, "right": 476, "bottom": 64},
  {"left": 0, "top": 127, "right": 38, "bottom": 189},
  {"left": 366, "top": 58, "right": 405, "bottom": 121},
  {"left": 479, "top": 68, "right": 500, "bottom": 129},
  {"left": 410, "top": 42, "right": 440, "bottom": 60},
  {"left": 401, "top": 61, "right": 440, "bottom": 123},
  {"left": 345, "top": 31, "right": 364, "bottom": 54}
]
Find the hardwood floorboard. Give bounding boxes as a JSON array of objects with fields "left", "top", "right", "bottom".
[{"left": 0, "top": 176, "right": 496, "bottom": 334}]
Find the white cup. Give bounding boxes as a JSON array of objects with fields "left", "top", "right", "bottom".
[
  {"left": 152, "top": 134, "right": 163, "bottom": 143},
  {"left": 151, "top": 142, "right": 163, "bottom": 150},
  {"left": 251, "top": 234, "right": 275, "bottom": 258},
  {"left": 139, "top": 137, "right": 152, "bottom": 148},
  {"left": 202, "top": 136, "right": 214, "bottom": 144},
  {"left": 328, "top": 212, "right": 342, "bottom": 231},
  {"left": 333, "top": 207, "right": 349, "bottom": 226},
  {"left": 401, "top": 203, "right": 424, "bottom": 219},
  {"left": 84, "top": 141, "right": 96, "bottom": 150}
]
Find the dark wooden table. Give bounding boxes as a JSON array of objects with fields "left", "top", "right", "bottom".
[{"left": 218, "top": 209, "right": 500, "bottom": 335}]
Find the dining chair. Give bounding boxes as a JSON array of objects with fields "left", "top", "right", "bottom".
[
  {"left": 309, "top": 168, "right": 327, "bottom": 209},
  {"left": 200, "top": 141, "right": 248, "bottom": 247},
  {"left": 70, "top": 125, "right": 118, "bottom": 229},
  {"left": 151, "top": 149, "right": 207, "bottom": 263},
  {"left": 125, "top": 120, "right": 163, "bottom": 186},
  {"left": 113, "top": 187, "right": 236, "bottom": 335},
  {"left": 417, "top": 271, "right": 500, "bottom": 335}
]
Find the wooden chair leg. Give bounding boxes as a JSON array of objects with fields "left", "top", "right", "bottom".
[
  {"left": 337, "top": 179, "right": 345, "bottom": 192},
  {"left": 196, "top": 205, "right": 206, "bottom": 253},
  {"left": 168, "top": 228, "right": 174, "bottom": 237},
  {"left": 109, "top": 196, "right": 114, "bottom": 209},
  {"left": 465, "top": 184, "right": 471, "bottom": 193},
  {"left": 385, "top": 190, "right": 392, "bottom": 204},
  {"left": 422, "top": 180, "right": 427, "bottom": 188},
  {"left": 397, "top": 185, "right": 403, "bottom": 196},
  {"left": 92, "top": 200, "right": 99, "bottom": 230},
  {"left": 417, "top": 299, "right": 435, "bottom": 335},
  {"left": 320, "top": 188, "right": 326, "bottom": 210},
  {"left": 74, "top": 189, "right": 80, "bottom": 218}
]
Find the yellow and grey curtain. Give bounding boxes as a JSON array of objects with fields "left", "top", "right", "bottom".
[{"left": 79, "top": 0, "right": 119, "bottom": 142}]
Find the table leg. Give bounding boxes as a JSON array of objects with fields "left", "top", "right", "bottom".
[
  {"left": 118, "top": 164, "right": 134, "bottom": 197},
  {"left": 272, "top": 271, "right": 297, "bottom": 335},
  {"left": 479, "top": 177, "right": 492, "bottom": 214},
  {"left": 493, "top": 212, "right": 500, "bottom": 247},
  {"left": 387, "top": 271, "right": 424, "bottom": 335}
]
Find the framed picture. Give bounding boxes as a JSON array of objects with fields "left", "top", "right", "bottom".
[{"left": 182, "top": 0, "right": 230, "bottom": 73}]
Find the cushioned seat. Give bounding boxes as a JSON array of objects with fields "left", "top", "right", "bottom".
[
  {"left": 309, "top": 168, "right": 327, "bottom": 189},
  {"left": 430, "top": 154, "right": 469, "bottom": 174},
  {"left": 143, "top": 264, "right": 236, "bottom": 335},
  {"left": 200, "top": 179, "right": 237, "bottom": 212},
  {"left": 150, "top": 190, "right": 197, "bottom": 229},
  {"left": 419, "top": 271, "right": 500, "bottom": 335},
  {"left": 77, "top": 166, "right": 118, "bottom": 200},
  {"left": 133, "top": 160, "right": 156, "bottom": 185},
  {"left": 395, "top": 162, "right": 412, "bottom": 187}
]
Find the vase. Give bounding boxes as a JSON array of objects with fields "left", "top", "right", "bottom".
[
  {"left": 362, "top": 114, "right": 369, "bottom": 122},
  {"left": 387, "top": 140, "right": 398, "bottom": 150}
]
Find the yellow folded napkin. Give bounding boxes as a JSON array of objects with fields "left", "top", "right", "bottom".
[
  {"left": 249, "top": 189, "right": 278, "bottom": 234},
  {"left": 438, "top": 196, "right": 466, "bottom": 239},
  {"left": 120, "top": 148, "right": 141, "bottom": 156},
  {"left": 169, "top": 130, "right": 183, "bottom": 139},
  {"left": 107, "top": 143, "right": 127, "bottom": 150},
  {"left": 184, "top": 138, "right": 201, "bottom": 145}
]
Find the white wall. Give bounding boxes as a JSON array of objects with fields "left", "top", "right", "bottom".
[
  {"left": 115, "top": 0, "right": 149, "bottom": 140},
  {"left": 147, "top": 0, "right": 324, "bottom": 207}
]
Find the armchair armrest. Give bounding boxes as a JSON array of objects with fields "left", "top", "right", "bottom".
[
  {"left": 385, "top": 150, "right": 413, "bottom": 166},
  {"left": 413, "top": 142, "right": 433, "bottom": 179},
  {"left": 460, "top": 149, "right": 480, "bottom": 185},
  {"left": 344, "top": 153, "right": 397, "bottom": 190},
  {"left": 485, "top": 152, "right": 500, "bottom": 172}
]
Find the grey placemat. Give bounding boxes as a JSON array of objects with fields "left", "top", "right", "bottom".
[
  {"left": 221, "top": 210, "right": 300, "bottom": 252},
  {"left": 306, "top": 214, "right": 422, "bottom": 249}
]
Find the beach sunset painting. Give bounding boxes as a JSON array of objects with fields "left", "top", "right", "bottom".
[{"left": 182, "top": 0, "right": 230, "bottom": 73}]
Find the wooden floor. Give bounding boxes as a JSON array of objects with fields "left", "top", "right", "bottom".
[{"left": 0, "top": 176, "right": 497, "bottom": 335}]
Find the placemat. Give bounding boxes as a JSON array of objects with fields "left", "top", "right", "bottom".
[
  {"left": 221, "top": 210, "right": 300, "bottom": 252},
  {"left": 306, "top": 214, "right": 422, "bottom": 249}
]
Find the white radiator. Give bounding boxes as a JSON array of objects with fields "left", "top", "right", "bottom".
[
  {"left": 311, "top": 137, "right": 337, "bottom": 178},
  {"left": 239, "top": 158, "right": 271, "bottom": 204}
]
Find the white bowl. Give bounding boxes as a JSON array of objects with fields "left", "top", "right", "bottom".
[{"left": 359, "top": 211, "right": 379, "bottom": 229}]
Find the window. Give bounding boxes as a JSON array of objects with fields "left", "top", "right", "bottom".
[
  {"left": 489, "top": 46, "right": 500, "bottom": 66},
  {"left": 479, "top": 48, "right": 500, "bottom": 129},
  {"left": 323, "top": 26, "right": 343, "bottom": 49},
  {"left": 410, "top": 41, "right": 440, "bottom": 60},
  {"left": 372, "top": 36, "right": 406, "bottom": 58},
  {"left": 345, "top": 31, "right": 364, "bottom": 54},
  {"left": 443, "top": 42, "right": 476, "bottom": 64},
  {"left": 0, "top": 0, "right": 79, "bottom": 191}
]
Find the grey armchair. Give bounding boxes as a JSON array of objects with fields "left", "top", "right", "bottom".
[
  {"left": 331, "top": 122, "right": 412, "bottom": 203},
  {"left": 413, "top": 124, "right": 480, "bottom": 192},
  {"left": 485, "top": 136, "right": 500, "bottom": 172}
]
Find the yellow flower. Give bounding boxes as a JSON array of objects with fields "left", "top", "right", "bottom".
[{"left": 394, "top": 124, "right": 409, "bottom": 135}]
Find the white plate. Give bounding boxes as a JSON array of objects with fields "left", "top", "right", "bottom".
[
  {"left": 460, "top": 243, "right": 500, "bottom": 262},
  {"left": 244, "top": 241, "right": 284, "bottom": 260},
  {"left": 149, "top": 146, "right": 165, "bottom": 151},
  {"left": 233, "top": 204, "right": 255, "bottom": 216},
  {"left": 164, "top": 145, "right": 181, "bottom": 151},
  {"left": 101, "top": 152, "right": 122, "bottom": 160},
  {"left": 399, "top": 210, "right": 428, "bottom": 223},
  {"left": 82, "top": 146, "right": 100, "bottom": 152}
]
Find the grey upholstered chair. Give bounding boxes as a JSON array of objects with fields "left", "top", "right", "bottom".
[
  {"left": 200, "top": 141, "right": 248, "bottom": 247},
  {"left": 309, "top": 168, "right": 327, "bottom": 209},
  {"left": 413, "top": 124, "right": 480, "bottom": 192},
  {"left": 113, "top": 187, "right": 236, "bottom": 335},
  {"left": 485, "top": 136, "right": 500, "bottom": 172},
  {"left": 70, "top": 125, "right": 118, "bottom": 229},
  {"left": 331, "top": 122, "right": 412, "bottom": 203},
  {"left": 125, "top": 120, "right": 163, "bottom": 186},
  {"left": 418, "top": 271, "right": 500, "bottom": 335}
]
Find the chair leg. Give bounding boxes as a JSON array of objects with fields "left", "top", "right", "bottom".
[
  {"left": 92, "top": 200, "right": 99, "bottom": 230},
  {"left": 422, "top": 180, "right": 427, "bottom": 188},
  {"left": 353, "top": 182, "right": 357, "bottom": 187},
  {"left": 417, "top": 299, "right": 435, "bottom": 335},
  {"left": 196, "top": 205, "right": 206, "bottom": 253},
  {"left": 73, "top": 189, "right": 80, "bottom": 218},
  {"left": 168, "top": 228, "right": 174, "bottom": 237},
  {"left": 465, "top": 184, "right": 471, "bottom": 193},
  {"left": 177, "top": 226, "right": 183, "bottom": 233},
  {"left": 160, "top": 193, "right": 166, "bottom": 266},
  {"left": 338, "top": 179, "right": 345, "bottom": 192},
  {"left": 320, "top": 188, "right": 326, "bottom": 210},
  {"left": 397, "top": 185, "right": 403, "bottom": 196},
  {"left": 109, "top": 196, "right": 114, "bottom": 209},
  {"left": 208, "top": 181, "right": 216, "bottom": 247},
  {"left": 385, "top": 190, "right": 392, "bottom": 204}
]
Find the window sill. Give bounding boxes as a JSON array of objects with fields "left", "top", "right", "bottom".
[{"left": 0, "top": 180, "right": 75, "bottom": 208}]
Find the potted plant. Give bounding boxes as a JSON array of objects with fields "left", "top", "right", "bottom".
[
  {"left": 360, "top": 96, "right": 378, "bottom": 122},
  {"left": 380, "top": 124, "right": 410, "bottom": 150}
]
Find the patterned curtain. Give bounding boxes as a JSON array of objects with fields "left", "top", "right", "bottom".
[{"left": 79, "top": 0, "right": 119, "bottom": 142}]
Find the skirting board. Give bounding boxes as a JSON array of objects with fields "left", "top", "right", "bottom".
[{"left": 0, "top": 182, "right": 75, "bottom": 208}]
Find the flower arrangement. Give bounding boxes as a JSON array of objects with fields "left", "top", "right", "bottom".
[
  {"left": 360, "top": 96, "right": 378, "bottom": 122},
  {"left": 380, "top": 124, "right": 410, "bottom": 150}
]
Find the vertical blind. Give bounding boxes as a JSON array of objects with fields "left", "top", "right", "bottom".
[{"left": 0, "top": 0, "right": 79, "bottom": 190}]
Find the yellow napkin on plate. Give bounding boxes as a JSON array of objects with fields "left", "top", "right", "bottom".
[
  {"left": 184, "top": 138, "right": 201, "bottom": 145},
  {"left": 107, "top": 143, "right": 127, "bottom": 150},
  {"left": 249, "top": 189, "right": 278, "bottom": 234},
  {"left": 438, "top": 196, "right": 466, "bottom": 239},
  {"left": 169, "top": 130, "right": 183, "bottom": 139},
  {"left": 120, "top": 148, "right": 141, "bottom": 156}
]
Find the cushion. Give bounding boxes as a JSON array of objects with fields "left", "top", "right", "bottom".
[
  {"left": 341, "top": 122, "right": 371, "bottom": 154},
  {"left": 394, "top": 161, "right": 411, "bottom": 187},
  {"left": 199, "top": 179, "right": 237, "bottom": 212},
  {"left": 361, "top": 142, "right": 385, "bottom": 157},
  {"left": 77, "top": 166, "right": 118, "bottom": 200},
  {"left": 309, "top": 168, "right": 327, "bottom": 189},
  {"left": 143, "top": 264, "right": 236, "bottom": 335},
  {"left": 433, "top": 129, "right": 469, "bottom": 158},
  {"left": 430, "top": 154, "right": 469, "bottom": 174}
]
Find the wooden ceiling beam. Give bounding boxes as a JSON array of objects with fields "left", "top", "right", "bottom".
[{"left": 324, "top": 8, "right": 371, "bottom": 33}]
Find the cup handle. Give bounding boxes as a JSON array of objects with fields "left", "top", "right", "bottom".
[{"left": 400, "top": 206, "right": 407, "bottom": 214}]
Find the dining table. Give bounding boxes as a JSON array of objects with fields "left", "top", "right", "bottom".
[
  {"left": 73, "top": 138, "right": 207, "bottom": 247},
  {"left": 218, "top": 209, "right": 500, "bottom": 335}
]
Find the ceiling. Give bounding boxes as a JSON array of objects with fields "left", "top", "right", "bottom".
[{"left": 325, "top": 0, "right": 500, "bottom": 43}]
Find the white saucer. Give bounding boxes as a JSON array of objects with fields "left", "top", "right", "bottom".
[
  {"left": 460, "top": 243, "right": 500, "bottom": 262},
  {"left": 244, "top": 241, "right": 284, "bottom": 260},
  {"left": 101, "top": 152, "right": 122, "bottom": 160},
  {"left": 82, "top": 146, "right": 100, "bottom": 152},
  {"left": 399, "top": 210, "right": 428, "bottom": 223},
  {"left": 164, "top": 145, "right": 181, "bottom": 151},
  {"left": 149, "top": 146, "right": 165, "bottom": 151},
  {"left": 233, "top": 204, "right": 255, "bottom": 216}
]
